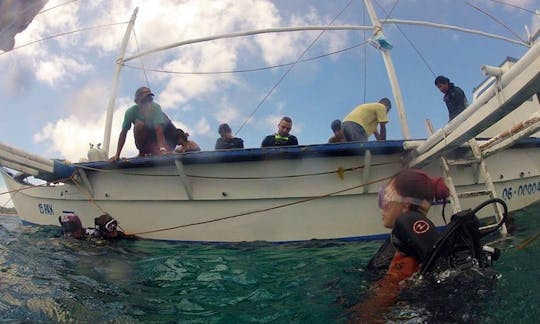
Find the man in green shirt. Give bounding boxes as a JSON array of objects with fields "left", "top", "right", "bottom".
[{"left": 110, "top": 87, "right": 177, "bottom": 161}]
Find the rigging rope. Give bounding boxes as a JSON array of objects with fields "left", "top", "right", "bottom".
[
  {"left": 0, "top": 22, "right": 128, "bottom": 57},
  {"left": 0, "top": 165, "right": 397, "bottom": 237},
  {"left": 37, "top": 0, "right": 79, "bottom": 16},
  {"left": 466, "top": 1, "right": 526, "bottom": 43},
  {"left": 132, "top": 28, "right": 151, "bottom": 87},
  {"left": 121, "top": 41, "right": 368, "bottom": 75},
  {"left": 234, "top": 0, "right": 355, "bottom": 136},
  {"left": 374, "top": 1, "right": 436, "bottom": 78},
  {"left": 363, "top": 2, "right": 367, "bottom": 103},
  {"left": 72, "top": 159, "right": 400, "bottom": 179},
  {"left": 484, "top": 0, "right": 538, "bottom": 15}
]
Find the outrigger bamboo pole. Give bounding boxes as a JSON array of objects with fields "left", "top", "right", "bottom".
[
  {"left": 383, "top": 19, "right": 529, "bottom": 47},
  {"left": 122, "top": 25, "right": 373, "bottom": 63},
  {"left": 102, "top": 7, "right": 139, "bottom": 156},
  {"left": 364, "top": 0, "right": 411, "bottom": 139}
]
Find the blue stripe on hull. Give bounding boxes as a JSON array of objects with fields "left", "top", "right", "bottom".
[{"left": 19, "top": 219, "right": 390, "bottom": 243}]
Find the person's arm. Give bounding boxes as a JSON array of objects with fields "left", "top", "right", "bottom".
[
  {"left": 154, "top": 124, "right": 168, "bottom": 154},
  {"left": 289, "top": 135, "right": 298, "bottom": 145},
  {"left": 348, "top": 275, "right": 400, "bottom": 322},
  {"left": 378, "top": 122, "right": 387, "bottom": 141},
  {"left": 373, "top": 129, "right": 380, "bottom": 141},
  {"left": 110, "top": 129, "right": 128, "bottom": 161},
  {"left": 349, "top": 253, "right": 419, "bottom": 322},
  {"left": 151, "top": 103, "right": 170, "bottom": 153},
  {"left": 454, "top": 87, "right": 468, "bottom": 110}
]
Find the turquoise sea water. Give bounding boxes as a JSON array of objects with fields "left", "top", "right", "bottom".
[{"left": 1, "top": 203, "right": 539, "bottom": 323}]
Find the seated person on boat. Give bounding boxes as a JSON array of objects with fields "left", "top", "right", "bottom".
[
  {"left": 350, "top": 169, "right": 504, "bottom": 322},
  {"left": 328, "top": 119, "right": 345, "bottom": 143},
  {"left": 261, "top": 116, "right": 298, "bottom": 147},
  {"left": 342, "top": 98, "right": 391, "bottom": 142},
  {"left": 59, "top": 213, "right": 134, "bottom": 240},
  {"left": 215, "top": 123, "right": 244, "bottom": 149},
  {"left": 175, "top": 128, "right": 201, "bottom": 153},
  {"left": 110, "top": 86, "right": 177, "bottom": 160}
]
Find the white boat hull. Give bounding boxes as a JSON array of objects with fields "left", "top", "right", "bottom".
[{"left": 2, "top": 140, "right": 539, "bottom": 242}]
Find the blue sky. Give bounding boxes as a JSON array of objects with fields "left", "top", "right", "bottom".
[{"left": 0, "top": 0, "right": 539, "bottom": 206}]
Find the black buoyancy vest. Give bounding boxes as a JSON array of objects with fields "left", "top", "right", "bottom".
[{"left": 391, "top": 211, "right": 440, "bottom": 263}]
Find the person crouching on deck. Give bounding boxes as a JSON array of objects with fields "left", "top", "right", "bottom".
[
  {"left": 110, "top": 86, "right": 178, "bottom": 161},
  {"left": 349, "top": 169, "right": 450, "bottom": 323}
]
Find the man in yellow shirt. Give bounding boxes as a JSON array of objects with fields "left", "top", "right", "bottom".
[{"left": 342, "top": 98, "right": 391, "bottom": 142}]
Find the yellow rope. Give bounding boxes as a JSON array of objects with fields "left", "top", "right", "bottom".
[
  {"left": 74, "top": 159, "right": 400, "bottom": 179},
  {"left": 133, "top": 175, "right": 394, "bottom": 236},
  {"left": 0, "top": 177, "right": 77, "bottom": 196},
  {"left": 517, "top": 232, "right": 540, "bottom": 250},
  {"left": 70, "top": 177, "right": 109, "bottom": 216},
  {"left": 1, "top": 168, "right": 397, "bottom": 237}
]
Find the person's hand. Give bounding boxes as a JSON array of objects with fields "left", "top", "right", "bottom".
[
  {"left": 109, "top": 154, "right": 120, "bottom": 162},
  {"left": 159, "top": 146, "right": 168, "bottom": 155}
]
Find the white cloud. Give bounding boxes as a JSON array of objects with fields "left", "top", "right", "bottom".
[
  {"left": 5, "top": 0, "right": 352, "bottom": 159},
  {"left": 35, "top": 56, "right": 93, "bottom": 86},
  {"left": 195, "top": 117, "right": 212, "bottom": 137},
  {"left": 263, "top": 114, "right": 281, "bottom": 133},
  {"left": 212, "top": 97, "right": 242, "bottom": 124},
  {"left": 32, "top": 91, "right": 138, "bottom": 162}
]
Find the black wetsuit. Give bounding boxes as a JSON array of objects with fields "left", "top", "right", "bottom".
[
  {"left": 261, "top": 134, "right": 298, "bottom": 147},
  {"left": 367, "top": 211, "right": 439, "bottom": 275},
  {"left": 444, "top": 83, "right": 468, "bottom": 121},
  {"left": 215, "top": 137, "right": 244, "bottom": 149}
]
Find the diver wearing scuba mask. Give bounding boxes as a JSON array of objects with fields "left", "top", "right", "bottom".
[
  {"left": 59, "top": 213, "right": 134, "bottom": 240},
  {"left": 350, "top": 169, "right": 506, "bottom": 322},
  {"left": 376, "top": 169, "right": 450, "bottom": 280}
]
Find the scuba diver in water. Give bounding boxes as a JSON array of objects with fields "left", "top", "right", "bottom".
[
  {"left": 59, "top": 213, "right": 135, "bottom": 240},
  {"left": 349, "top": 169, "right": 507, "bottom": 323}
]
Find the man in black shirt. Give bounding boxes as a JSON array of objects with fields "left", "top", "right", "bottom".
[
  {"left": 261, "top": 116, "right": 298, "bottom": 147},
  {"left": 434, "top": 75, "right": 469, "bottom": 121},
  {"left": 215, "top": 123, "right": 244, "bottom": 149}
]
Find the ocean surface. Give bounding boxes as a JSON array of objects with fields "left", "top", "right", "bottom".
[{"left": 1, "top": 203, "right": 539, "bottom": 323}]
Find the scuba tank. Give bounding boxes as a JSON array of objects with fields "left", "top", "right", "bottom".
[
  {"left": 87, "top": 143, "right": 107, "bottom": 161},
  {"left": 366, "top": 198, "right": 508, "bottom": 277},
  {"left": 420, "top": 198, "right": 507, "bottom": 275}
]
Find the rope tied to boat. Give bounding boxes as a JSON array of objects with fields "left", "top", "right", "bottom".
[{"left": 131, "top": 175, "right": 393, "bottom": 236}]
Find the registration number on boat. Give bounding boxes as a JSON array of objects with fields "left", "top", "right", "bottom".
[
  {"left": 501, "top": 181, "right": 540, "bottom": 200},
  {"left": 38, "top": 203, "right": 55, "bottom": 215}
]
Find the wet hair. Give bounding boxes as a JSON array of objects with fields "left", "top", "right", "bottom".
[
  {"left": 281, "top": 116, "right": 292, "bottom": 124},
  {"left": 379, "top": 97, "right": 392, "bottom": 109},
  {"left": 392, "top": 169, "right": 450, "bottom": 205},
  {"left": 331, "top": 119, "right": 342, "bottom": 132},
  {"left": 60, "top": 214, "right": 83, "bottom": 236},
  {"left": 218, "top": 123, "right": 232, "bottom": 135},
  {"left": 434, "top": 75, "right": 450, "bottom": 86},
  {"left": 177, "top": 128, "right": 189, "bottom": 141}
]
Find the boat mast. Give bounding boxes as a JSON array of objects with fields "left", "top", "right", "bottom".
[
  {"left": 102, "top": 7, "right": 139, "bottom": 156},
  {"left": 364, "top": 0, "right": 411, "bottom": 139}
]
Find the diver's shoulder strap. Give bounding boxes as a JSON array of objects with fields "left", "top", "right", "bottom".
[{"left": 391, "top": 211, "right": 439, "bottom": 262}]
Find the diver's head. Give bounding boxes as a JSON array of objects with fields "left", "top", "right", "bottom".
[
  {"left": 379, "top": 169, "right": 449, "bottom": 228},
  {"left": 60, "top": 214, "right": 85, "bottom": 239},
  {"left": 94, "top": 214, "right": 119, "bottom": 238}
]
